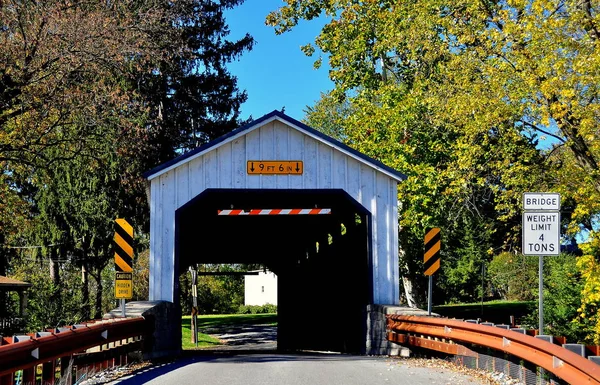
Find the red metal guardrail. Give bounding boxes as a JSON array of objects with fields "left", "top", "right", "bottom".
[
  {"left": 387, "top": 315, "right": 600, "bottom": 385},
  {"left": 0, "top": 316, "right": 151, "bottom": 383}
]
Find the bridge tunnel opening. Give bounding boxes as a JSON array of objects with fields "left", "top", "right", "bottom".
[{"left": 176, "top": 189, "right": 372, "bottom": 353}]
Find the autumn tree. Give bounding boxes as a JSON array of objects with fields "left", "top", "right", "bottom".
[
  {"left": 0, "top": 1, "right": 168, "bottom": 168},
  {"left": 1, "top": 0, "right": 254, "bottom": 326},
  {"left": 305, "top": 86, "right": 543, "bottom": 305},
  {"left": 271, "top": 0, "right": 564, "bottom": 305},
  {"left": 268, "top": 0, "right": 600, "bottom": 229}
]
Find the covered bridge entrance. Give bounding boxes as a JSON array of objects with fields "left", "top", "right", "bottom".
[{"left": 145, "top": 111, "right": 405, "bottom": 353}]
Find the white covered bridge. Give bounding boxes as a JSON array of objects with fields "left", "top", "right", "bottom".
[{"left": 144, "top": 110, "right": 405, "bottom": 353}]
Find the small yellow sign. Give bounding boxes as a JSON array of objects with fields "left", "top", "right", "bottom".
[
  {"left": 247, "top": 161, "right": 303, "bottom": 175},
  {"left": 115, "top": 272, "right": 133, "bottom": 299}
]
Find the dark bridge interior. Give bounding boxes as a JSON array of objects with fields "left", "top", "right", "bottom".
[{"left": 176, "top": 189, "right": 372, "bottom": 353}]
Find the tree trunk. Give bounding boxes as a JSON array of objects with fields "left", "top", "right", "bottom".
[
  {"left": 94, "top": 266, "right": 103, "bottom": 319},
  {"left": 48, "top": 247, "right": 63, "bottom": 318},
  {"left": 49, "top": 247, "right": 60, "bottom": 287},
  {"left": 81, "top": 263, "right": 90, "bottom": 321},
  {"left": 0, "top": 234, "right": 6, "bottom": 317},
  {"left": 397, "top": 240, "right": 423, "bottom": 308},
  {"left": 402, "top": 275, "right": 420, "bottom": 308},
  {"left": 557, "top": 115, "right": 600, "bottom": 192}
]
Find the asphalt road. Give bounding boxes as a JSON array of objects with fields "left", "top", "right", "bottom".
[
  {"left": 200, "top": 323, "right": 277, "bottom": 351},
  {"left": 109, "top": 353, "right": 492, "bottom": 385}
]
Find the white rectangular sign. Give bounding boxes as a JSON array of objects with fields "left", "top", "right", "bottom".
[
  {"left": 522, "top": 212, "right": 560, "bottom": 255},
  {"left": 523, "top": 192, "right": 561, "bottom": 211}
]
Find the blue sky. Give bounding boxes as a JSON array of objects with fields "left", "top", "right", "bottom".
[{"left": 224, "top": 1, "right": 333, "bottom": 122}]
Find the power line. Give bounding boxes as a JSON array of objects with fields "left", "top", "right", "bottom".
[{"left": 1, "top": 237, "right": 84, "bottom": 250}]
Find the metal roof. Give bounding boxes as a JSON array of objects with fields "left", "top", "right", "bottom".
[{"left": 144, "top": 110, "right": 406, "bottom": 182}]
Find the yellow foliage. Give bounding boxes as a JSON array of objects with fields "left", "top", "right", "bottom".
[{"left": 577, "top": 236, "right": 600, "bottom": 343}]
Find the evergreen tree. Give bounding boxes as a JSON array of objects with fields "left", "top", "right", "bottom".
[{"left": 1, "top": 0, "right": 254, "bottom": 328}]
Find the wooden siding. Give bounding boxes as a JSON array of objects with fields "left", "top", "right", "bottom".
[{"left": 149, "top": 120, "right": 400, "bottom": 304}]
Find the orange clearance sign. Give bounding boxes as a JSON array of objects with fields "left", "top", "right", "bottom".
[{"left": 247, "top": 161, "right": 303, "bottom": 175}]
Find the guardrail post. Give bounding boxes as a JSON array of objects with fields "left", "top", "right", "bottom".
[
  {"left": 589, "top": 356, "right": 600, "bottom": 365},
  {"left": 42, "top": 360, "right": 56, "bottom": 385},
  {"left": 535, "top": 335, "right": 556, "bottom": 384},
  {"left": 562, "top": 344, "right": 586, "bottom": 357},
  {"left": 0, "top": 373, "right": 12, "bottom": 385},
  {"left": 23, "top": 366, "right": 36, "bottom": 384}
]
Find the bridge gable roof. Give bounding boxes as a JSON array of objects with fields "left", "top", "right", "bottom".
[{"left": 144, "top": 110, "right": 405, "bottom": 182}]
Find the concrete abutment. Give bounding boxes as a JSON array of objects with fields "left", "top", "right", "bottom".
[{"left": 104, "top": 300, "right": 181, "bottom": 360}]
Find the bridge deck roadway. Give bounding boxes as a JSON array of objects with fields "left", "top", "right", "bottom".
[{"left": 107, "top": 354, "right": 491, "bottom": 385}]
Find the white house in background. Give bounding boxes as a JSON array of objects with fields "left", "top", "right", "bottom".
[{"left": 245, "top": 270, "right": 277, "bottom": 306}]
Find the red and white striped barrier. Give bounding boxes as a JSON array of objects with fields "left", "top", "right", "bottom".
[{"left": 218, "top": 208, "right": 331, "bottom": 215}]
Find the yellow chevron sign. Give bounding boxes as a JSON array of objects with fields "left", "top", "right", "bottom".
[
  {"left": 424, "top": 227, "right": 441, "bottom": 276},
  {"left": 114, "top": 219, "right": 133, "bottom": 299},
  {"left": 114, "top": 218, "right": 134, "bottom": 273}
]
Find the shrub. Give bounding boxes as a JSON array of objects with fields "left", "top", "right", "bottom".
[
  {"left": 488, "top": 252, "right": 537, "bottom": 301},
  {"left": 543, "top": 254, "right": 585, "bottom": 342},
  {"left": 237, "top": 304, "right": 277, "bottom": 314}
]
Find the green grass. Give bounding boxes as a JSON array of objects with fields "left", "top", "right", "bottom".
[
  {"left": 181, "top": 313, "right": 278, "bottom": 350},
  {"left": 181, "top": 317, "right": 222, "bottom": 349},
  {"left": 433, "top": 300, "right": 535, "bottom": 325}
]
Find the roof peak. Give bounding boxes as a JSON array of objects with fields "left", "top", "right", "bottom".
[{"left": 144, "top": 110, "right": 405, "bottom": 182}]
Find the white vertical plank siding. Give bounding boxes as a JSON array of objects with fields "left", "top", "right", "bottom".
[
  {"left": 232, "top": 137, "right": 246, "bottom": 189},
  {"left": 245, "top": 128, "right": 261, "bottom": 189},
  {"left": 204, "top": 150, "right": 217, "bottom": 189},
  {"left": 148, "top": 117, "right": 402, "bottom": 305},
  {"left": 288, "top": 128, "right": 305, "bottom": 189},
  {"left": 259, "top": 123, "right": 276, "bottom": 189},
  {"left": 318, "top": 143, "right": 332, "bottom": 189},
  {"left": 274, "top": 122, "right": 290, "bottom": 189},
  {"left": 151, "top": 176, "right": 163, "bottom": 300},
  {"left": 175, "top": 163, "right": 189, "bottom": 209},
  {"left": 346, "top": 157, "right": 362, "bottom": 203},
  {"left": 376, "top": 173, "right": 392, "bottom": 304},
  {"left": 188, "top": 156, "right": 205, "bottom": 198},
  {"left": 303, "top": 136, "right": 318, "bottom": 189},
  {"left": 217, "top": 143, "right": 233, "bottom": 189},
  {"left": 332, "top": 150, "right": 347, "bottom": 190},
  {"left": 160, "top": 171, "right": 177, "bottom": 302},
  {"left": 149, "top": 180, "right": 159, "bottom": 300},
  {"left": 360, "top": 166, "right": 378, "bottom": 302},
  {"left": 391, "top": 180, "right": 400, "bottom": 304}
]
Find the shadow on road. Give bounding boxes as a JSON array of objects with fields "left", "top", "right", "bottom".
[{"left": 198, "top": 323, "right": 277, "bottom": 351}]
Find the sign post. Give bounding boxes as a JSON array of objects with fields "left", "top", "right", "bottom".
[
  {"left": 189, "top": 267, "right": 198, "bottom": 346},
  {"left": 424, "top": 228, "right": 441, "bottom": 316},
  {"left": 114, "top": 218, "right": 134, "bottom": 317},
  {"left": 523, "top": 193, "right": 560, "bottom": 334}
]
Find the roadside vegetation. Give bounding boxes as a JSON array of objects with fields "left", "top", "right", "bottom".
[
  {"left": 2, "top": 0, "right": 600, "bottom": 347},
  {"left": 433, "top": 301, "right": 535, "bottom": 326},
  {"left": 0, "top": 0, "right": 254, "bottom": 332}
]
